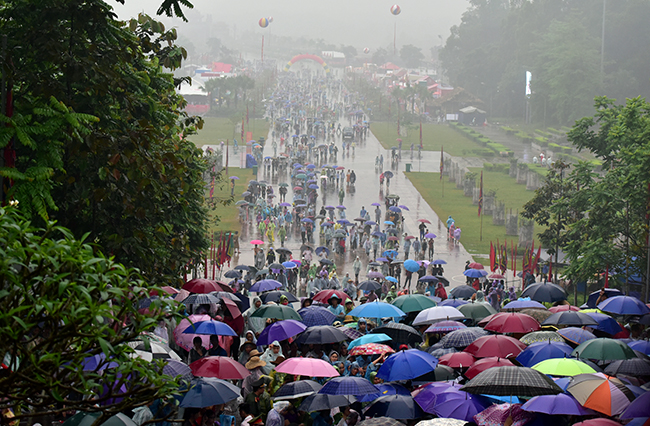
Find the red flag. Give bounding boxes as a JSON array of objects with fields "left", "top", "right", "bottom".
[
  {"left": 531, "top": 243, "right": 542, "bottom": 274},
  {"left": 513, "top": 244, "right": 517, "bottom": 278},
  {"left": 246, "top": 105, "right": 249, "bottom": 125},
  {"left": 440, "top": 146, "right": 444, "bottom": 180},
  {"left": 419, "top": 119, "right": 423, "bottom": 148},
  {"left": 548, "top": 258, "right": 553, "bottom": 282},
  {"left": 478, "top": 171, "right": 483, "bottom": 217},
  {"left": 489, "top": 242, "right": 496, "bottom": 272},
  {"left": 241, "top": 117, "right": 245, "bottom": 143},
  {"left": 501, "top": 241, "right": 508, "bottom": 272}
]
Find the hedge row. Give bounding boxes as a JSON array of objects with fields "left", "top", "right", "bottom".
[{"left": 451, "top": 123, "right": 514, "bottom": 157}]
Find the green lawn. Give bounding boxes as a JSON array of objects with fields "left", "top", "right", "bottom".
[
  {"left": 370, "top": 122, "right": 483, "bottom": 156},
  {"left": 406, "top": 170, "right": 543, "bottom": 256},
  {"left": 189, "top": 117, "right": 270, "bottom": 148},
  {"left": 208, "top": 167, "right": 256, "bottom": 233}
]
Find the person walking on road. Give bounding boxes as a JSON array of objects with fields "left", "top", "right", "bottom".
[
  {"left": 413, "top": 238, "right": 421, "bottom": 260},
  {"left": 403, "top": 235, "right": 411, "bottom": 259}
]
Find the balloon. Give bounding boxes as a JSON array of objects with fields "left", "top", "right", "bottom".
[
  {"left": 268, "top": 16, "right": 274, "bottom": 23},
  {"left": 259, "top": 17, "right": 269, "bottom": 28},
  {"left": 390, "top": 4, "right": 401, "bottom": 15},
  {"left": 363, "top": 47, "right": 370, "bottom": 54}
]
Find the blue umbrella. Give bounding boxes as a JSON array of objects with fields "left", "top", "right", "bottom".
[
  {"left": 384, "top": 221, "right": 394, "bottom": 225},
  {"left": 282, "top": 261, "right": 297, "bottom": 269},
  {"left": 274, "top": 380, "right": 322, "bottom": 400},
  {"left": 598, "top": 296, "right": 650, "bottom": 316},
  {"left": 432, "top": 388, "right": 489, "bottom": 422},
  {"left": 377, "top": 349, "right": 438, "bottom": 381},
  {"left": 183, "top": 320, "right": 237, "bottom": 336},
  {"left": 320, "top": 222, "right": 332, "bottom": 227},
  {"left": 628, "top": 340, "right": 650, "bottom": 355},
  {"left": 181, "top": 378, "right": 241, "bottom": 407},
  {"left": 557, "top": 327, "right": 596, "bottom": 345},
  {"left": 388, "top": 206, "right": 401, "bottom": 213},
  {"left": 309, "top": 184, "right": 319, "bottom": 189},
  {"left": 257, "top": 320, "right": 307, "bottom": 346},
  {"left": 463, "top": 269, "right": 488, "bottom": 278},
  {"left": 385, "top": 276, "right": 398, "bottom": 283},
  {"left": 432, "top": 259, "right": 448, "bottom": 265},
  {"left": 365, "top": 395, "right": 423, "bottom": 420},
  {"left": 439, "top": 299, "right": 469, "bottom": 308},
  {"left": 522, "top": 393, "right": 596, "bottom": 416},
  {"left": 404, "top": 259, "right": 419, "bottom": 272},
  {"left": 301, "top": 218, "right": 314, "bottom": 223},
  {"left": 503, "top": 300, "right": 547, "bottom": 310},
  {"left": 516, "top": 341, "right": 575, "bottom": 367},
  {"left": 356, "top": 383, "right": 411, "bottom": 402},
  {"left": 348, "top": 301, "right": 406, "bottom": 318},
  {"left": 319, "top": 376, "right": 379, "bottom": 396},
  {"left": 249, "top": 279, "right": 282, "bottom": 292},
  {"left": 224, "top": 270, "right": 241, "bottom": 279},
  {"left": 315, "top": 246, "right": 330, "bottom": 256},
  {"left": 585, "top": 288, "right": 623, "bottom": 308},
  {"left": 583, "top": 312, "right": 624, "bottom": 335},
  {"left": 348, "top": 333, "right": 392, "bottom": 350},
  {"left": 365, "top": 220, "right": 377, "bottom": 225},
  {"left": 306, "top": 164, "right": 316, "bottom": 170},
  {"left": 382, "top": 250, "right": 398, "bottom": 258},
  {"left": 298, "top": 306, "right": 336, "bottom": 327}
]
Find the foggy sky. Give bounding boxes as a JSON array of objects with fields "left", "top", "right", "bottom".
[{"left": 112, "top": 0, "right": 469, "bottom": 55}]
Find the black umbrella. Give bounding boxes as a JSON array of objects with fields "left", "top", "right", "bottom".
[
  {"left": 449, "top": 285, "right": 477, "bottom": 299},
  {"left": 435, "top": 275, "right": 450, "bottom": 286},
  {"left": 359, "top": 280, "right": 382, "bottom": 291},
  {"left": 234, "top": 265, "right": 250, "bottom": 271},
  {"left": 370, "top": 322, "right": 422, "bottom": 345},
  {"left": 299, "top": 394, "right": 355, "bottom": 412},
  {"left": 296, "top": 325, "right": 348, "bottom": 344},
  {"left": 521, "top": 282, "right": 567, "bottom": 303},
  {"left": 268, "top": 263, "right": 286, "bottom": 270},
  {"left": 260, "top": 291, "right": 299, "bottom": 304},
  {"left": 255, "top": 269, "right": 269, "bottom": 277},
  {"left": 413, "top": 364, "right": 459, "bottom": 382},
  {"left": 275, "top": 248, "right": 292, "bottom": 255},
  {"left": 604, "top": 358, "right": 650, "bottom": 376},
  {"left": 368, "top": 261, "right": 382, "bottom": 267},
  {"left": 182, "top": 294, "right": 221, "bottom": 305},
  {"left": 541, "top": 311, "right": 599, "bottom": 327},
  {"left": 461, "top": 366, "right": 563, "bottom": 397},
  {"left": 365, "top": 395, "right": 423, "bottom": 420},
  {"left": 224, "top": 270, "right": 241, "bottom": 279},
  {"left": 320, "top": 258, "right": 334, "bottom": 266},
  {"left": 273, "top": 380, "right": 322, "bottom": 400}
]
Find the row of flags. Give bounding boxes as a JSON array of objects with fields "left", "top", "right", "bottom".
[
  {"left": 489, "top": 240, "right": 543, "bottom": 278},
  {"left": 205, "top": 232, "right": 235, "bottom": 279}
]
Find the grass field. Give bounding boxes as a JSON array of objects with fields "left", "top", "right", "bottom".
[
  {"left": 189, "top": 117, "right": 270, "bottom": 148},
  {"left": 370, "top": 122, "right": 483, "bottom": 156},
  {"left": 406, "top": 170, "right": 542, "bottom": 257},
  {"left": 208, "top": 167, "right": 256, "bottom": 233}
]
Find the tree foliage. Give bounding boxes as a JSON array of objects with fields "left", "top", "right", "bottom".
[
  {"left": 400, "top": 44, "right": 425, "bottom": 68},
  {"left": 0, "top": 206, "right": 183, "bottom": 422}
]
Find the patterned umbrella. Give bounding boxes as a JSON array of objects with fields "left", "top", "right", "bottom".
[
  {"left": 163, "top": 359, "right": 193, "bottom": 381},
  {"left": 298, "top": 306, "right": 336, "bottom": 327},
  {"left": 519, "top": 308, "right": 553, "bottom": 323},
  {"left": 182, "top": 293, "right": 221, "bottom": 305},
  {"left": 415, "top": 420, "right": 466, "bottom": 426},
  {"left": 474, "top": 403, "right": 535, "bottom": 426},
  {"left": 558, "top": 327, "right": 596, "bottom": 345},
  {"left": 337, "top": 326, "right": 363, "bottom": 340},
  {"left": 358, "top": 418, "right": 403, "bottom": 426},
  {"left": 604, "top": 358, "right": 650, "bottom": 376},
  {"left": 430, "top": 347, "right": 460, "bottom": 357},
  {"left": 519, "top": 331, "right": 564, "bottom": 345},
  {"left": 426, "top": 321, "right": 467, "bottom": 333},
  {"left": 441, "top": 327, "right": 489, "bottom": 349},
  {"left": 461, "top": 366, "right": 563, "bottom": 397},
  {"left": 319, "top": 376, "right": 380, "bottom": 396},
  {"left": 349, "top": 343, "right": 395, "bottom": 356},
  {"left": 567, "top": 373, "right": 635, "bottom": 415}
]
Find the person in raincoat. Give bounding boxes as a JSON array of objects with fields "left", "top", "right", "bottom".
[
  {"left": 434, "top": 282, "right": 447, "bottom": 300},
  {"left": 244, "top": 297, "right": 266, "bottom": 337},
  {"left": 260, "top": 341, "right": 284, "bottom": 374}
]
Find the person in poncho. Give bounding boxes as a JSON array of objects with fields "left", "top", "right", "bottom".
[{"left": 244, "top": 297, "right": 266, "bottom": 337}]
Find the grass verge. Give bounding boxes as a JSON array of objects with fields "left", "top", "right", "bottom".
[
  {"left": 189, "top": 117, "right": 270, "bottom": 148},
  {"left": 208, "top": 167, "right": 256, "bottom": 233}
]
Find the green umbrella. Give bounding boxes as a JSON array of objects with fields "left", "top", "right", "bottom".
[
  {"left": 571, "top": 338, "right": 636, "bottom": 361},
  {"left": 520, "top": 331, "right": 564, "bottom": 345},
  {"left": 532, "top": 358, "right": 597, "bottom": 376},
  {"left": 458, "top": 302, "right": 497, "bottom": 323},
  {"left": 392, "top": 294, "right": 437, "bottom": 313},
  {"left": 64, "top": 413, "right": 136, "bottom": 426},
  {"left": 296, "top": 173, "right": 307, "bottom": 179},
  {"left": 250, "top": 304, "right": 302, "bottom": 321},
  {"left": 279, "top": 183, "right": 289, "bottom": 187}
]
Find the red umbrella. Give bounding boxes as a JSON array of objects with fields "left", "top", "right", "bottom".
[
  {"left": 404, "top": 236, "right": 416, "bottom": 240},
  {"left": 477, "top": 313, "right": 498, "bottom": 327},
  {"left": 439, "top": 352, "right": 476, "bottom": 369},
  {"left": 223, "top": 298, "right": 244, "bottom": 335},
  {"left": 549, "top": 305, "right": 581, "bottom": 313},
  {"left": 484, "top": 312, "right": 541, "bottom": 334},
  {"left": 465, "top": 357, "right": 515, "bottom": 379},
  {"left": 418, "top": 219, "right": 431, "bottom": 224},
  {"left": 488, "top": 273, "right": 505, "bottom": 279},
  {"left": 190, "top": 356, "right": 251, "bottom": 379},
  {"left": 149, "top": 286, "right": 180, "bottom": 296},
  {"left": 464, "top": 335, "right": 527, "bottom": 358},
  {"left": 387, "top": 236, "right": 398, "bottom": 241},
  {"left": 468, "top": 262, "right": 484, "bottom": 269},
  {"left": 294, "top": 186, "right": 303, "bottom": 191},
  {"left": 573, "top": 420, "right": 624, "bottom": 426},
  {"left": 313, "top": 289, "right": 352, "bottom": 304},
  {"left": 183, "top": 279, "right": 233, "bottom": 294}
]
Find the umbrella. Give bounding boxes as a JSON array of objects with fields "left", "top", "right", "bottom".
[
  {"left": 413, "top": 306, "right": 464, "bottom": 325},
  {"left": 348, "top": 301, "right": 406, "bottom": 318},
  {"left": 432, "top": 259, "right": 448, "bottom": 264},
  {"left": 129, "top": 340, "right": 181, "bottom": 361},
  {"left": 299, "top": 306, "right": 336, "bottom": 327},
  {"left": 549, "top": 305, "right": 581, "bottom": 312},
  {"left": 532, "top": 358, "right": 596, "bottom": 376},
  {"left": 604, "top": 358, "right": 650, "bottom": 376},
  {"left": 424, "top": 232, "right": 437, "bottom": 239},
  {"left": 516, "top": 340, "right": 574, "bottom": 367},
  {"left": 257, "top": 320, "right": 307, "bottom": 346},
  {"left": 234, "top": 265, "right": 250, "bottom": 271},
  {"left": 224, "top": 270, "right": 242, "bottom": 279},
  {"left": 461, "top": 366, "right": 563, "bottom": 397},
  {"left": 300, "top": 394, "right": 355, "bottom": 412},
  {"left": 189, "top": 356, "right": 250, "bottom": 379},
  {"left": 464, "top": 335, "right": 527, "bottom": 358},
  {"left": 275, "top": 357, "right": 339, "bottom": 377},
  {"left": 572, "top": 338, "right": 636, "bottom": 360},
  {"left": 573, "top": 420, "right": 622, "bottom": 426},
  {"left": 259, "top": 290, "right": 298, "bottom": 304},
  {"left": 182, "top": 293, "right": 221, "bottom": 305},
  {"left": 348, "top": 333, "right": 392, "bottom": 350},
  {"left": 567, "top": 372, "right": 635, "bottom": 415},
  {"left": 474, "top": 403, "right": 535, "bottom": 426},
  {"left": 174, "top": 314, "right": 214, "bottom": 351},
  {"left": 313, "top": 290, "right": 351, "bottom": 304},
  {"left": 520, "top": 282, "right": 567, "bottom": 303},
  {"left": 429, "top": 346, "right": 460, "bottom": 357},
  {"left": 418, "top": 219, "right": 432, "bottom": 224},
  {"left": 558, "top": 327, "right": 597, "bottom": 345},
  {"left": 250, "top": 239, "right": 264, "bottom": 245},
  {"left": 429, "top": 388, "right": 489, "bottom": 422},
  {"left": 367, "top": 271, "right": 384, "bottom": 279},
  {"left": 358, "top": 280, "right": 382, "bottom": 291},
  {"left": 273, "top": 380, "right": 322, "bottom": 400},
  {"left": 404, "top": 259, "right": 420, "bottom": 272},
  {"left": 441, "top": 327, "right": 490, "bottom": 349},
  {"left": 63, "top": 413, "right": 137, "bottom": 426},
  {"left": 522, "top": 393, "right": 596, "bottom": 415},
  {"left": 320, "top": 258, "right": 336, "bottom": 265},
  {"left": 413, "top": 364, "right": 460, "bottom": 382},
  {"left": 182, "top": 320, "right": 237, "bottom": 336},
  {"left": 349, "top": 343, "right": 395, "bottom": 356},
  {"left": 465, "top": 357, "right": 515, "bottom": 379},
  {"left": 458, "top": 302, "right": 497, "bottom": 323},
  {"left": 426, "top": 321, "right": 466, "bottom": 333},
  {"left": 621, "top": 390, "right": 650, "bottom": 419},
  {"left": 366, "top": 395, "right": 423, "bottom": 420},
  {"left": 418, "top": 275, "right": 439, "bottom": 283},
  {"left": 338, "top": 326, "right": 363, "bottom": 340},
  {"left": 183, "top": 278, "right": 232, "bottom": 294},
  {"left": 598, "top": 295, "right": 650, "bottom": 315},
  {"left": 319, "top": 376, "right": 380, "bottom": 395},
  {"left": 502, "top": 299, "right": 547, "bottom": 310},
  {"left": 392, "top": 294, "right": 437, "bottom": 312},
  {"left": 370, "top": 322, "right": 423, "bottom": 345},
  {"left": 358, "top": 418, "right": 402, "bottom": 426},
  {"left": 337, "top": 205, "right": 346, "bottom": 210},
  {"left": 463, "top": 269, "right": 487, "bottom": 278},
  {"left": 519, "top": 331, "right": 565, "bottom": 345},
  {"left": 542, "top": 311, "right": 599, "bottom": 327},
  {"left": 249, "top": 279, "right": 283, "bottom": 292},
  {"left": 282, "top": 261, "right": 297, "bottom": 269},
  {"left": 468, "top": 262, "right": 484, "bottom": 269},
  {"left": 484, "top": 312, "right": 541, "bottom": 334},
  {"left": 448, "top": 286, "right": 476, "bottom": 299},
  {"left": 385, "top": 276, "right": 398, "bottom": 283},
  {"left": 628, "top": 340, "right": 650, "bottom": 355},
  {"left": 377, "top": 349, "right": 439, "bottom": 381},
  {"left": 356, "top": 383, "right": 411, "bottom": 402},
  {"left": 296, "top": 326, "right": 348, "bottom": 344},
  {"left": 519, "top": 308, "right": 554, "bottom": 323},
  {"left": 439, "top": 352, "right": 476, "bottom": 369},
  {"left": 180, "top": 377, "right": 242, "bottom": 407},
  {"left": 585, "top": 288, "right": 623, "bottom": 308},
  {"left": 163, "top": 359, "right": 193, "bottom": 381},
  {"left": 584, "top": 312, "right": 624, "bottom": 335},
  {"left": 250, "top": 305, "right": 301, "bottom": 321}
]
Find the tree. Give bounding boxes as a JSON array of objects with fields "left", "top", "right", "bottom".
[
  {"left": 399, "top": 44, "right": 424, "bottom": 68},
  {"left": 0, "top": 4, "right": 212, "bottom": 286},
  {"left": 0, "top": 206, "right": 183, "bottom": 423},
  {"left": 372, "top": 47, "right": 389, "bottom": 65}
]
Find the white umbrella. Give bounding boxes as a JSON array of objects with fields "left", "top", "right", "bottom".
[{"left": 413, "top": 306, "right": 465, "bottom": 326}]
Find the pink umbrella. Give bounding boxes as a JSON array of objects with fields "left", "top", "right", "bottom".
[
  {"left": 275, "top": 357, "right": 340, "bottom": 377},
  {"left": 174, "top": 314, "right": 213, "bottom": 351},
  {"left": 549, "top": 305, "right": 580, "bottom": 313},
  {"left": 474, "top": 403, "right": 534, "bottom": 426}
]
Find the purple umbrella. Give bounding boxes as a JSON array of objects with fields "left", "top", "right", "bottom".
[
  {"left": 432, "top": 388, "right": 489, "bottom": 422},
  {"left": 424, "top": 233, "right": 437, "bottom": 239},
  {"left": 298, "top": 306, "right": 336, "bottom": 327},
  {"left": 516, "top": 341, "right": 575, "bottom": 368},
  {"left": 163, "top": 359, "right": 193, "bottom": 381},
  {"left": 414, "top": 381, "right": 463, "bottom": 413},
  {"left": 257, "top": 319, "right": 307, "bottom": 346},
  {"left": 249, "top": 279, "right": 282, "bottom": 292},
  {"left": 279, "top": 202, "right": 291, "bottom": 207},
  {"left": 325, "top": 205, "right": 336, "bottom": 210},
  {"left": 368, "top": 271, "right": 384, "bottom": 279},
  {"left": 399, "top": 205, "right": 409, "bottom": 211},
  {"left": 432, "top": 259, "right": 448, "bottom": 265},
  {"left": 439, "top": 299, "right": 469, "bottom": 308},
  {"left": 621, "top": 390, "right": 650, "bottom": 419},
  {"left": 365, "top": 220, "right": 377, "bottom": 225},
  {"left": 503, "top": 299, "right": 547, "bottom": 310},
  {"left": 376, "top": 257, "right": 389, "bottom": 262},
  {"left": 628, "top": 340, "right": 650, "bottom": 355},
  {"left": 229, "top": 176, "right": 239, "bottom": 180},
  {"left": 558, "top": 327, "right": 596, "bottom": 345},
  {"left": 371, "top": 202, "right": 381, "bottom": 206},
  {"left": 522, "top": 393, "right": 596, "bottom": 416},
  {"left": 336, "top": 205, "right": 346, "bottom": 210}
]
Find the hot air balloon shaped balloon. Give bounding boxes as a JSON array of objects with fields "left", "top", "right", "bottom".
[
  {"left": 259, "top": 18, "right": 269, "bottom": 28},
  {"left": 390, "top": 5, "right": 401, "bottom": 15},
  {"left": 363, "top": 47, "right": 370, "bottom": 54}
]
